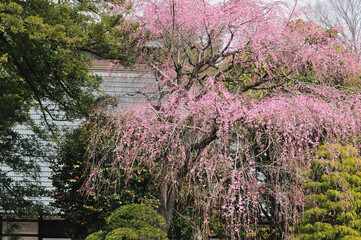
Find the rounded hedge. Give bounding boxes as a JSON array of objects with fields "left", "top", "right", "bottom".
[
  {"left": 85, "top": 204, "right": 167, "bottom": 240},
  {"left": 138, "top": 226, "right": 167, "bottom": 240},
  {"left": 106, "top": 204, "right": 166, "bottom": 231},
  {"left": 85, "top": 231, "right": 106, "bottom": 240},
  {"left": 105, "top": 228, "right": 139, "bottom": 240}
]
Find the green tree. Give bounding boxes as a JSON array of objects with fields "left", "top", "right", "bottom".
[
  {"left": 0, "top": 0, "right": 133, "bottom": 216},
  {"left": 295, "top": 144, "right": 361, "bottom": 240}
]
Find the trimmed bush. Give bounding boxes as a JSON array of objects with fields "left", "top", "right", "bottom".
[
  {"left": 138, "top": 226, "right": 167, "bottom": 240},
  {"left": 105, "top": 228, "right": 139, "bottom": 240},
  {"left": 106, "top": 204, "right": 166, "bottom": 231},
  {"left": 85, "top": 231, "right": 106, "bottom": 240},
  {"left": 85, "top": 204, "right": 167, "bottom": 240}
]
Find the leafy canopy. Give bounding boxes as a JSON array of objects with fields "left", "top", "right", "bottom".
[{"left": 0, "top": 0, "right": 131, "bottom": 215}]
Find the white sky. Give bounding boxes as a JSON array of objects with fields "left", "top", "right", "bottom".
[
  {"left": 266, "top": 0, "right": 319, "bottom": 7},
  {"left": 264, "top": 0, "right": 324, "bottom": 20}
]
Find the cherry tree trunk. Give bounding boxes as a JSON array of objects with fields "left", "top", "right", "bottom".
[{"left": 158, "top": 163, "right": 182, "bottom": 233}]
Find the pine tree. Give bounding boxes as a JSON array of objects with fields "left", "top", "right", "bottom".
[{"left": 296, "top": 144, "right": 361, "bottom": 240}]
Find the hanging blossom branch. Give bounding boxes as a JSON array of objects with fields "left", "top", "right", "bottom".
[{"left": 84, "top": 0, "right": 361, "bottom": 238}]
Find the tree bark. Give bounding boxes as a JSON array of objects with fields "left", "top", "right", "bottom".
[{"left": 159, "top": 167, "right": 181, "bottom": 233}]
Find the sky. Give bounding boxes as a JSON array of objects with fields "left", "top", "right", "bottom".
[
  {"left": 265, "top": 0, "right": 325, "bottom": 21},
  {"left": 266, "top": 0, "right": 320, "bottom": 8}
]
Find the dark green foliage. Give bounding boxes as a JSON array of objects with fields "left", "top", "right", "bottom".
[
  {"left": 1, "top": 0, "right": 102, "bottom": 126},
  {"left": 295, "top": 144, "right": 361, "bottom": 240},
  {"left": 0, "top": 130, "right": 49, "bottom": 215},
  {"left": 0, "top": 0, "right": 138, "bottom": 216},
  {"left": 52, "top": 122, "right": 120, "bottom": 239},
  {"left": 0, "top": 0, "right": 103, "bottom": 216},
  {"left": 85, "top": 14, "right": 141, "bottom": 66}
]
